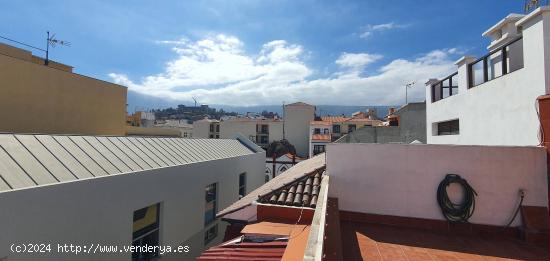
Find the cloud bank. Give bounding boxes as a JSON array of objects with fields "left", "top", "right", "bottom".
[{"left": 110, "top": 34, "right": 457, "bottom": 106}]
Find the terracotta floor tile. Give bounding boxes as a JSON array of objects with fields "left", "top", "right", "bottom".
[{"left": 340, "top": 221, "right": 550, "bottom": 261}]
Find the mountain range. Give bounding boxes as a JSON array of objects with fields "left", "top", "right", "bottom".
[{"left": 127, "top": 90, "right": 398, "bottom": 119}]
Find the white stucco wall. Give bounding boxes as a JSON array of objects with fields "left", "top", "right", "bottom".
[
  {"left": 0, "top": 152, "right": 264, "bottom": 261},
  {"left": 326, "top": 143, "right": 548, "bottom": 227},
  {"left": 284, "top": 104, "right": 315, "bottom": 158},
  {"left": 191, "top": 120, "right": 212, "bottom": 139},
  {"left": 219, "top": 120, "right": 283, "bottom": 145},
  {"left": 426, "top": 9, "right": 550, "bottom": 146}
]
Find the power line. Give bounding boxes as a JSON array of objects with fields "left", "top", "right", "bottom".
[{"left": 0, "top": 35, "right": 46, "bottom": 52}]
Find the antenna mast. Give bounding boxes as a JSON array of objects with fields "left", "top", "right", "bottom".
[
  {"left": 45, "top": 31, "right": 70, "bottom": 66},
  {"left": 405, "top": 81, "right": 416, "bottom": 105},
  {"left": 525, "top": 0, "right": 549, "bottom": 13}
]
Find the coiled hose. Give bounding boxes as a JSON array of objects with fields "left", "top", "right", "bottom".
[{"left": 437, "top": 174, "right": 477, "bottom": 223}]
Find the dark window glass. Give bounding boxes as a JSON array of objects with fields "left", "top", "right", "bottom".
[
  {"left": 239, "top": 173, "right": 246, "bottom": 198},
  {"left": 437, "top": 120, "right": 460, "bottom": 135},
  {"left": 313, "top": 145, "right": 326, "bottom": 155},
  {"left": 204, "top": 224, "right": 218, "bottom": 245},
  {"left": 348, "top": 125, "right": 356, "bottom": 133},
  {"left": 332, "top": 125, "right": 341, "bottom": 133},
  {"left": 132, "top": 203, "right": 160, "bottom": 261},
  {"left": 205, "top": 183, "right": 217, "bottom": 225},
  {"left": 314, "top": 128, "right": 321, "bottom": 134}
]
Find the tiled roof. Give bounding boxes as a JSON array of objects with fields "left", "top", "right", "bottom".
[
  {"left": 197, "top": 240, "right": 287, "bottom": 261},
  {"left": 311, "top": 134, "right": 331, "bottom": 141},
  {"left": 344, "top": 118, "right": 383, "bottom": 125},
  {"left": 321, "top": 116, "right": 350, "bottom": 123},
  {"left": 0, "top": 134, "right": 255, "bottom": 193},
  {"left": 217, "top": 154, "right": 326, "bottom": 217},
  {"left": 258, "top": 171, "right": 323, "bottom": 208},
  {"left": 310, "top": 121, "right": 332, "bottom": 126}
]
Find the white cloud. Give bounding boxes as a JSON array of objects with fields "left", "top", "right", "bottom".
[
  {"left": 336, "top": 53, "right": 382, "bottom": 69},
  {"left": 110, "top": 34, "right": 458, "bottom": 106},
  {"left": 359, "top": 22, "right": 409, "bottom": 39}
]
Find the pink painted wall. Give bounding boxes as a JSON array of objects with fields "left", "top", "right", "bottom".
[{"left": 326, "top": 143, "right": 548, "bottom": 226}]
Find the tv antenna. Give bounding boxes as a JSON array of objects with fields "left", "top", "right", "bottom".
[
  {"left": 404, "top": 81, "right": 416, "bottom": 104},
  {"left": 525, "top": 0, "right": 549, "bottom": 13},
  {"left": 45, "top": 31, "right": 70, "bottom": 65}
]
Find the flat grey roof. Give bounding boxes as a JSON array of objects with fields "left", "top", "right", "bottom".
[{"left": 0, "top": 134, "right": 256, "bottom": 193}]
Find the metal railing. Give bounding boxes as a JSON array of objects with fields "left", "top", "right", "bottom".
[
  {"left": 468, "top": 36, "right": 524, "bottom": 88},
  {"left": 431, "top": 72, "right": 458, "bottom": 103}
]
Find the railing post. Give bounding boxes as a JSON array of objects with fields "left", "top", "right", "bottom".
[
  {"left": 455, "top": 56, "right": 476, "bottom": 92},
  {"left": 483, "top": 57, "right": 489, "bottom": 83},
  {"left": 502, "top": 47, "right": 508, "bottom": 75},
  {"left": 448, "top": 78, "right": 452, "bottom": 97}
]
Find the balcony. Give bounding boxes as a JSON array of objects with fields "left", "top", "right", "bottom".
[
  {"left": 469, "top": 36, "right": 523, "bottom": 88},
  {"left": 430, "top": 36, "right": 524, "bottom": 103},
  {"left": 431, "top": 72, "right": 458, "bottom": 103}
]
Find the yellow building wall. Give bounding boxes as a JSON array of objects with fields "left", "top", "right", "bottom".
[{"left": 0, "top": 47, "right": 127, "bottom": 136}]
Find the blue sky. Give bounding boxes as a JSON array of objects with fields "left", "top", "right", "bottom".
[{"left": 0, "top": 1, "right": 526, "bottom": 106}]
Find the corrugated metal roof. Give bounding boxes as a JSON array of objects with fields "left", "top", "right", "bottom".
[{"left": 0, "top": 134, "right": 256, "bottom": 193}]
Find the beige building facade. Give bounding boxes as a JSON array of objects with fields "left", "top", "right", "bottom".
[
  {"left": 0, "top": 43, "right": 127, "bottom": 136},
  {"left": 284, "top": 102, "right": 316, "bottom": 157}
]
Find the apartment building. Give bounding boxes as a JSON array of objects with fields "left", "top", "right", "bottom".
[
  {"left": 154, "top": 119, "right": 194, "bottom": 138},
  {"left": 426, "top": 9, "right": 550, "bottom": 146},
  {"left": 308, "top": 113, "right": 383, "bottom": 157},
  {"left": 193, "top": 118, "right": 220, "bottom": 139},
  {"left": 0, "top": 43, "right": 127, "bottom": 136},
  {"left": 194, "top": 118, "right": 282, "bottom": 149},
  {"left": 193, "top": 102, "right": 314, "bottom": 157},
  {"left": 0, "top": 134, "right": 265, "bottom": 261},
  {"left": 335, "top": 102, "right": 427, "bottom": 145},
  {"left": 283, "top": 102, "right": 315, "bottom": 157}
]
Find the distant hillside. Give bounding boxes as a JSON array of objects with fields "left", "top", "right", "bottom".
[
  {"left": 127, "top": 91, "right": 397, "bottom": 118},
  {"left": 215, "top": 105, "right": 397, "bottom": 119}
]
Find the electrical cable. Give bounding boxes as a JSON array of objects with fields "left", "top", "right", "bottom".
[
  {"left": 437, "top": 174, "right": 477, "bottom": 223},
  {"left": 504, "top": 190, "right": 525, "bottom": 228},
  {"left": 0, "top": 35, "right": 46, "bottom": 52}
]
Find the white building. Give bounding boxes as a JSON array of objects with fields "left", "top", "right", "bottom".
[
  {"left": 265, "top": 153, "right": 305, "bottom": 181},
  {"left": 192, "top": 118, "right": 220, "bottom": 139},
  {"left": 154, "top": 119, "right": 194, "bottom": 138},
  {"left": 0, "top": 134, "right": 264, "bottom": 261},
  {"left": 193, "top": 102, "right": 315, "bottom": 157},
  {"left": 193, "top": 118, "right": 283, "bottom": 149},
  {"left": 426, "top": 9, "right": 550, "bottom": 146},
  {"left": 309, "top": 121, "right": 332, "bottom": 157},
  {"left": 284, "top": 102, "right": 316, "bottom": 158}
]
